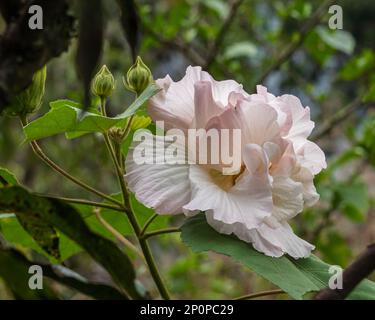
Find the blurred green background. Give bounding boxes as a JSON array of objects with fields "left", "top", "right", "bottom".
[{"left": 0, "top": 0, "right": 374, "bottom": 299}]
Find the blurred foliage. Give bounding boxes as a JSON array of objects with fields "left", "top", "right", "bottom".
[{"left": 0, "top": 0, "right": 374, "bottom": 299}]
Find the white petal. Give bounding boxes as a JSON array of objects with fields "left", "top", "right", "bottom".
[
  {"left": 241, "top": 100, "right": 281, "bottom": 145},
  {"left": 271, "top": 176, "right": 304, "bottom": 221},
  {"left": 148, "top": 66, "right": 247, "bottom": 130},
  {"left": 193, "top": 81, "right": 223, "bottom": 128},
  {"left": 295, "top": 140, "right": 327, "bottom": 175},
  {"left": 183, "top": 163, "right": 272, "bottom": 229},
  {"left": 279, "top": 95, "right": 314, "bottom": 145},
  {"left": 207, "top": 215, "right": 314, "bottom": 258},
  {"left": 292, "top": 166, "right": 320, "bottom": 207},
  {"left": 148, "top": 66, "right": 201, "bottom": 130},
  {"left": 125, "top": 132, "right": 191, "bottom": 214}
]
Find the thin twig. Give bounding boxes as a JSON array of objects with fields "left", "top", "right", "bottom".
[
  {"left": 204, "top": 0, "right": 245, "bottom": 69},
  {"left": 35, "top": 194, "right": 124, "bottom": 212},
  {"left": 94, "top": 208, "right": 145, "bottom": 262},
  {"left": 20, "top": 118, "right": 123, "bottom": 207},
  {"left": 140, "top": 213, "right": 159, "bottom": 236},
  {"left": 143, "top": 24, "right": 205, "bottom": 66},
  {"left": 315, "top": 243, "right": 375, "bottom": 300},
  {"left": 312, "top": 96, "right": 368, "bottom": 141},
  {"left": 254, "top": 0, "right": 336, "bottom": 85},
  {"left": 233, "top": 289, "right": 285, "bottom": 300},
  {"left": 142, "top": 227, "right": 181, "bottom": 240}
]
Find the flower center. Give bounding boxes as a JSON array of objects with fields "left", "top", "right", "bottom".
[{"left": 209, "top": 165, "right": 246, "bottom": 191}]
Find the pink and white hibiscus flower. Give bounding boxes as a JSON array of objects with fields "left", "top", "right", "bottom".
[{"left": 125, "top": 66, "right": 326, "bottom": 258}]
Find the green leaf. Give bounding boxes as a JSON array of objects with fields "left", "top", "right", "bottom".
[
  {"left": 0, "top": 186, "right": 142, "bottom": 299},
  {"left": 223, "top": 41, "right": 258, "bottom": 60},
  {"left": 23, "top": 83, "right": 160, "bottom": 142},
  {"left": 0, "top": 215, "right": 81, "bottom": 262},
  {"left": 1, "top": 246, "right": 127, "bottom": 300},
  {"left": 0, "top": 168, "right": 61, "bottom": 259},
  {"left": 316, "top": 26, "right": 355, "bottom": 55},
  {"left": 0, "top": 249, "right": 53, "bottom": 299},
  {"left": 0, "top": 167, "right": 19, "bottom": 186},
  {"left": 15, "top": 211, "right": 60, "bottom": 259},
  {"left": 340, "top": 49, "right": 375, "bottom": 81},
  {"left": 334, "top": 182, "right": 369, "bottom": 222},
  {"left": 181, "top": 215, "right": 375, "bottom": 300},
  {"left": 203, "top": 0, "right": 229, "bottom": 19}
]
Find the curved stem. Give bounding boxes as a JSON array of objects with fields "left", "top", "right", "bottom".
[
  {"left": 140, "top": 213, "right": 158, "bottom": 236},
  {"left": 123, "top": 114, "right": 135, "bottom": 140},
  {"left": 142, "top": 227, "right": 181, "bottom": 240},
  {"left": 20, "top": 117, "right": 123, "bottom": 207},
  {"left": 99, "top": 99, "right": 171, "bottom": 300},
  {"left": 36, "top": 194, "right": 124, "bottom": 212},
  {"left": 94, "top": 208, "right": 145, "bottom": 261},
  {"left": 233, "top": 289, "right": 285, "bottom": 300}
]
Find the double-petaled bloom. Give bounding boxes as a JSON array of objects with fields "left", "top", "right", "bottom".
[{"left": 125, "top": 66, "right": 326, "bottom": 258}]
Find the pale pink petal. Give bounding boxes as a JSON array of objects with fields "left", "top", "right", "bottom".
[
  {"left": 206, "top": 100, "right": 281, "bottom": 147},
  {"left": 210, "top": 79, "right": 248, "bottom": 106},
  {"left": 271, "top": 176, "right": 304, "bottom": 221},
  {"left": 249, "top": 85, "right": 276, "bottom": 102},
  {"left": 279, "top": 95, "right": 314, "bottom": 145},
  {"left": 148, "top": 66, "right": 247, "bottom": 130},
  {"left": 295, "top": 140, "right": 327, "bottom": 175},
  {"left": 206, "top": 214, "right": 314, "bottom": 258},
  {"left": 292, "top": 166, "right": 320, "bottom": 207},
  {"left": 193, "top": 81, "right": 223, "bottom": 128},
  {"left": 148, "top": 66, "right": 201, "bottom": 130},
  {"left": 241, "top": 100, "right": 281, "bottom": 145},
  {"left": 183, "top": 160, "right": 273, "bottom": 229},
  {"left": 125, "top": 132, "right": 191, "bottom": 214}
]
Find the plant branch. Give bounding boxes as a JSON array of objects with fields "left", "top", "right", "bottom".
[
  {"left": 143, "top": 24, "right": 205, "bottom": 66},
  {"left": 35, "top": 194, "right": 124, "bottom": 212},
  {"left": 204, "top": 0, "right": 245, "bottom": 69},
  {"left": 254, "top": 0, "right": 335, "bottom": 85},
  {"left": 140, "top": 213, "right": 158, "bottom": 236},
  {"left": 20, "top": 117, "right": 123, "bottom": 207},
  {"left": 142, "top": 227, "right": 181, "bottom": 240},
  {"left": 315, "top": 243, "right": 375, "bottom": 300},
  {"left": 312, "top": 96, "right": 368, "bottom": 141},
  {"left": 99, "top": 99, "right": 171, "bottom": 300},
  {"left": 233, "top": 289, "right": 285, "bottom": 300},
  {"left": 94, "top": 208, "right": 145, "bottom": 261}
]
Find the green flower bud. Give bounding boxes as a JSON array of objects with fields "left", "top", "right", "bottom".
[
  {"left": 92, "top": 65, "right": 115, "bottom": 98},
  {"left": 108, "top": 126, "right": 125, "bottom": 145},
  {"left": 124, "top": 56, "right": 153, "bottom": 95},
  {"left": 4, "top": 66, "right": 46, "bottom": 116}
]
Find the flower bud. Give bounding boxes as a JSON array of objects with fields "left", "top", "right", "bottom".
[
  {"left": 124, "top": 56, "right": 153, "bottom": 95},
  {"left": 108, "top": 127, "right": 125, "bottom": 145},
  {"left": 4, "top": 66, "right": 46, "bottom": 116},
  {"left": 92, "top": 65, "right": 115, "bottom": 98}
]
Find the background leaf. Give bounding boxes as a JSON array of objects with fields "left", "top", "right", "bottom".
[
  {"left": 316, "top": 26, "right": 355, "bottom": 55},
  {"left": 0, "top": 186, "right": 142, "bottom": 299}
]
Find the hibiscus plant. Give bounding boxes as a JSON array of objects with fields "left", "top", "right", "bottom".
[{"left": 0, "top": 0, "right": 374, "bottom": 301}]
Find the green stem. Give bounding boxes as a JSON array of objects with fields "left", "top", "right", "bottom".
[
  {"left": 36, "top": 194, "right": 124, "bottom": 212},
  {"left": 99, "top": 98, "right": 171, "bottom": 300},
  {"left": 140, "top": 213, "right": 158, "bottom": 236},
  {"left": 142, "top": 227, "right": 181, "bottom": 240},
  {"left": 94, "top": 208, "right": 145, "bottom": 261},
  {"left": 233, "top": 289, "right": 285, "bottom": 300},
  {"left": 20, "top": 117, "right": 123, "bottom": 207},
  {"left": 123, "top": 114, "right": 135, "bottom": 140}
]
